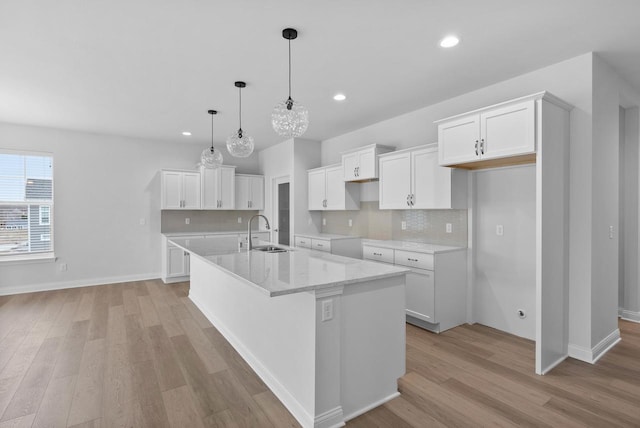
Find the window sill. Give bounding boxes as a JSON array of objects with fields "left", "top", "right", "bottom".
[{"left": 0, "top": 253, "right": 56, "bottom": 266}]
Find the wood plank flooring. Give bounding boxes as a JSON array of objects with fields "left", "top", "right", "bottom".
[{"left": 0, "top": 279, "right": 638, "bottom": 427}]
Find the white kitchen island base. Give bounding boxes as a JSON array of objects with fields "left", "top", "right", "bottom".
[{"left": 188, "top": 256, "right": 406, "bottom": 428}]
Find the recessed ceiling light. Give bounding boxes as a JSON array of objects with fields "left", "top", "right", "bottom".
[
  {"left": 439, "top": 35, "right": 460, "bottom": 48},
  {"left": 333, "top": 93, "right": 346, "bottom": 101},
  {"left": 182, "top": 131, "right": 192, "bottom": 136}
]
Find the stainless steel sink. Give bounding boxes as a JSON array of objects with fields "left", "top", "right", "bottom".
[{"left": 253, "top": 245, "right": 290, "bottom": 253}]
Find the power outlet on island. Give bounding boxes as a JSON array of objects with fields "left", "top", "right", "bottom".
[
  {"left": 348, "top": 219, "right": 353, "bottom": 227},
  {"left": 322, "top": 218, "right": 326, "bottom": 226},
  {"left": 446, "top": 223, "right": 452, "bottom": 233}
]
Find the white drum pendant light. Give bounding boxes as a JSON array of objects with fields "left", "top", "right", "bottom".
[
  {"left": 271, "top": 28, "right": 309, "bottom": 138},
  {"left": 226, "top": 81, "right": 255, "bottom": 158},
  {"left": 201, "top": 110, "right": 223, "bottom": 168}
]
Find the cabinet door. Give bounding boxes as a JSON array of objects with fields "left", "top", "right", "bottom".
[
  {"left": 167, "top": 245, "right": 187, "bottom": 276},
  {"left": 357, "top": 148, "right": 376, "bottom": 180},
  {"left": 480, "top": 100, "right": 535, "bottom": 160},
  {"left": 182, "top": 172, "right": 201, "bottom": 209},
  {"left": 325, "top": 166, "right": 346, "bottom": 210},
  {"left": 162, "top": 171, "right": 183, "bottom": 209},
  {"left": 379, "top": 152, "right": 411, "bottom": 209},
  {"left": 411, "top": 147, "right": 452, "bottom": 209},
  {"left": 201, "top": 168, "right": 219, "bottom": 209},
  {"left": 218, "top": 167, "right": 235, "bottom": 209},
  {"left": 438, "top": 114, "right": 481, "bottom": 166},
  {"left": 308, "top": 170, "right": 326, "bottom": 210},
  {"left": 405, "top": 269, "right": 435, "bottom": 323},
  {"left": 342, "top": 152, "right": 359, "bottom": 181},
  {"left": 249, "top": 176, "right": 264, "bottom": 210},
  {"left": 235, "top": 176, "right": 250, "bottom": 210}
]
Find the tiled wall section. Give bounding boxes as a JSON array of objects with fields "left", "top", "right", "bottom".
[
  {"left": 161, "top": 210, "right": 259, "bottom": 233},
  {"left": 321, "top": 202, "right": 467, "bottom": 246}
]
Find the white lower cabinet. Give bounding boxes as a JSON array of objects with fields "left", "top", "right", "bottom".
[
  {"left": 294, "top": 234, "right": 361, "bottom": 258},
  {"left": 363, "top": 244, "right": 467, "bottom": 333}
]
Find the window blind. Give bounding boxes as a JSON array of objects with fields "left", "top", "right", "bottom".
[{"left": 0, "top": 152, "right": 54, "bottom": 257}]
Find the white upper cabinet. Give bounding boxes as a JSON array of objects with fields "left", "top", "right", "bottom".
[
  {"left": 437, "top": 96, "right": 537, "bottom": 167},
  {"left": 161, "top": 170, "right": 201, "bottom": 209},
  {"left": 201, "top": 165, "right": 236, "bottom": 209},
  {"left": 342, "top": 144, "right": 395, "bottom": 181},
  {"left": 235, "top": 174, "right": 264, "bottom": 210},
  {"left": 308, "top": 165, "right": 360, "bottom": 211},
  {"left": 379, "top": 145, "right": 466, "bottom": 210}
]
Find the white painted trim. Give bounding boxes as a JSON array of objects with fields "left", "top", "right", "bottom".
[
  {"left": 619, "top": 308, "right": 640, "bottom": 323},
  {"left": 539, "top": 355, "right": 567, "bottom": 375},
  {"left": 162, "top": 275, "right": 189, "bottom": 284},
  {"left": 568, "top": 329, "right": 621, "bottom": 364},
  {"left": 0, "top": 273, "right": 161, "bottom": 296},
  {"left": 189, "top": 292, "right": 316, "bottom": 428},
  {"left": 342, "top": 391, "right": 400, "bottom": 422},
  {"left": 314, "top": 406, "right": 345, "bottom": 428}
]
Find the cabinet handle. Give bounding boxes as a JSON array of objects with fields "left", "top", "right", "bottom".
[
  {"left": 481, "top": 138, "right": 485, "bottom": 155},
  {"left": 411, "top": 194, "right": 415, "bottom": 206},
  {"left": 475, "top": 140, "right": 479, "bottom": 156},
  {"left": 317, "top": 244, "right": 323, "bottom": 247},
  {"left": 408, "top": 258, "right": 419, "bottom": 262},
  {"left": 373, "top": 252, "right": 382, "bottom": 256},
  {"left": 407, "top": 194, "right": 411, "bottom": 206}
]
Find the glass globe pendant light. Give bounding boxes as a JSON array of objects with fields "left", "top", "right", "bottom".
[
  {"left": 201, "top": 110, "right": 223, "bottom": 168},
  {"left": 226, "top": 81, "right": 254, "bottom": 157},
  {"left": 271, "top": 28, "right": 309, "bottom": 138}
]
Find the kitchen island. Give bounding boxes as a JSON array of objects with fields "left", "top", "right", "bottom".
[{"left": 169, "top": 237, "right": 408, "bottom": 428}]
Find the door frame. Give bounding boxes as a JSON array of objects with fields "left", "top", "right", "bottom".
[{"left": 271, "top": 175, "right": 290, "bottom": 246}]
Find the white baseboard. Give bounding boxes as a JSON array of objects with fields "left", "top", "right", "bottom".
[
  {"left": 538, "top": 354, "right": 567, "bottom": 375},
  {"left": 619, "top": 308, "right": 640, "bottom": 323},
  {"left": 342, "top": 391, "right": 400, "bottom": 423},
  {"left": 0, "top": 272, "right": 161, "bottom": 296},
  {"left": 568, "top": 328, "right": 621, "bottom": 364},
  {"left": 189, "top": 292, "right": 319, "bottom": 428}
]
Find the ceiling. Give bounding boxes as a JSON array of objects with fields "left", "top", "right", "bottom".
[{"left": 2, "top": 0, "right": 640, "bottom": 153}]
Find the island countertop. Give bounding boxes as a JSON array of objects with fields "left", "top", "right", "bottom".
[{"left": 169, "top": 237, "right": 408, "bottom": 297}]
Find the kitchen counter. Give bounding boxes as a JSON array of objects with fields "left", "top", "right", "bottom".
[
  {"left": 162, "top": 230, "right": 269, "bottom": 237},
  {"left": 294, "top": 232, "right": 360, "bottom": 240},
  {"left": 171, "top": 236, "right": 407, "bottom": 427},
  {"left": 362, "top": 239, "right": 466, "bottom": 254},
  {"left": 169, "top": 237, "right": 407, "bottom": 297}
]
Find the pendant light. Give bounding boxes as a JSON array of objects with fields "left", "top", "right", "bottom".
[
  {"left": 226, "top": 81, "right": 255, "bottom": 158},
  {"left": 201, "top": 110, "right": 223, "bottom": 169},
  {"left": 271, "top": 28, "right": 309, "bottom": 138}
]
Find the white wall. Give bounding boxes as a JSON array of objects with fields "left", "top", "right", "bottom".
[
  {"left": 622, "top": 108, "right": 640, "bottom": 317},
  {"left": 473, "top": 165, "right": 536, "bottom": 340},
  {"left": 0, "top": 122, "right": 259, "bottom": 294}
]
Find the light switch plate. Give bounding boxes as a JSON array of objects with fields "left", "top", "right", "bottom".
[
  {"left": 322, "top": 218, "right": 326, "bottom": 226},
  {"left": 185, "top": 218, "right": 190, "bottom": 225},
  {"left": 237, "top": 217, "right": 242, "bottom": 223},
  {"left": 496, "top": 225, "right": 504, "bottom": 236},
  {"left": 348, "top": 219, "right": 353, "bottom": 227}
]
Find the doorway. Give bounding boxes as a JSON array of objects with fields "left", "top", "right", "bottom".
[{"left": 272, "top": 176, "right": 290, "bottom": 246}]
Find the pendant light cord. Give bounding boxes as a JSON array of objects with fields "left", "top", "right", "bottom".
[
  {"left": 288, "top": 38, "right": 292, "bottom": 99},
  {"left": 210, "top": 113, "right": 214, "bottom": 152},
  {"left": 239, "top": 86, "right": 242, "bottom": 130}
]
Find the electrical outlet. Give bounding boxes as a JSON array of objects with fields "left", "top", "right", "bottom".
[
  {"left": 185, "top": 218, "right": 190, "bottom": 225},
  {"left": 322, "top": 218, "right": 326, "bottom": 226},
  {"left": 446, "top": 223, "right": 452, "bottom": 233},
  {"left": 609, "top": 225, "right": 614, "bottom": 239},
  {"left": 237, "top": 217, "right": 242, "bottom": 224},
  {"left": 139, "top": 218, "right": 146, "bottom": 226},
  {"left": 58, "top": 263, "right": 67, "bottom": 272},
  {"left": 348, "top": 219, "right": 353, "bottom": 227},
  {"left": 321, "top": 299, "right": 333, "bottom": 321},
  {"left": 496, "top": 225, "right": 504, "bottom": 236},
  {"left": 401, "top": 221, "right": 407, "bottom": 230}
]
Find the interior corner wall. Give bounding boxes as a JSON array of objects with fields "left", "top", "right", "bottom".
[
  {"left": 0, "top": 122, "right": 257, "bottom": 294},
  {"left": 258, "top": 139, "right": 293, "bottom": 234},
  {"left": 292, "top": 139, "right": 322, "bottom": 237}
]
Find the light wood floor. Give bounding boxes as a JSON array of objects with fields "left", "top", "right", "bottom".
[{"left": 0, "top": 280, "right": 638, "bottom": 427}]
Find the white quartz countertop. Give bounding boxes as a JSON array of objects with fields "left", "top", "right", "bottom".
[
  {"left": 294, "top": 232, "right": 360, "bottom": 240},
  {"left": 169, "top": 237, "right": 408, "bottom": 297},
  {"left": 362, "top": 239, "right": 466, "bottom": 254},
  {"left": 163, "top": 230, "right": 269, "bottom": 237}
]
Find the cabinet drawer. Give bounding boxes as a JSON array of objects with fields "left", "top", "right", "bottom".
[
  {"left": 294, "top": 236, "right": 312, "bottom": 248},
  {"left": 394, "top": 250, "right": 434, "bottom": 270},
  {"left": 311, "top": 238, "right": 331, "bottom": 252},
  {"left": 362, "top": 246, "right": 394, "bottom": 264}
]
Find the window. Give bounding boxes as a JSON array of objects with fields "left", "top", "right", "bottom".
[{"left": 0, "top": 151, "right": 54, "bottom": 259}]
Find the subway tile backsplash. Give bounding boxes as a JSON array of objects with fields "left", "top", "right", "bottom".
[
  {"left": 321, "top": 202, "right": 467, "bottom": 247},
  {"left": 161, "top": 210, "right": 259, "bottom": 233}
]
